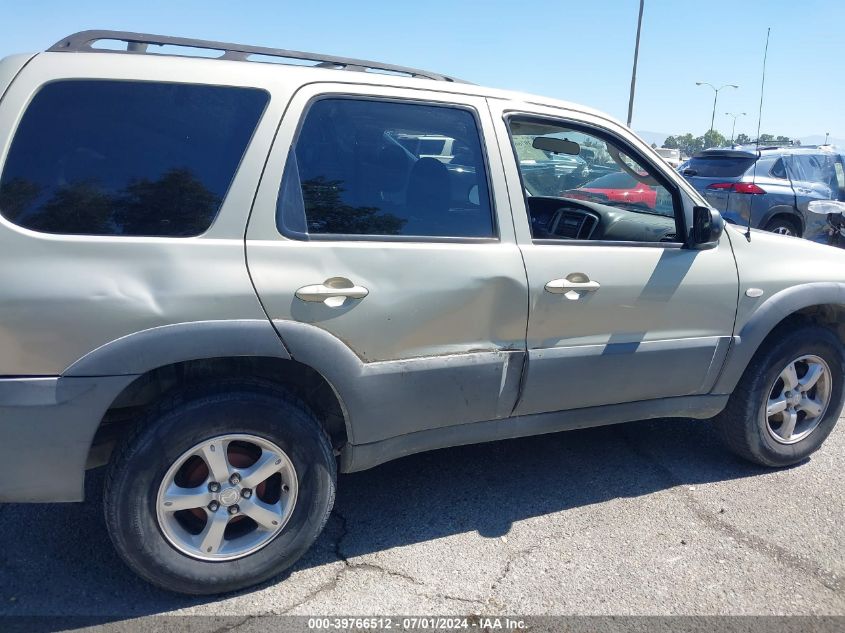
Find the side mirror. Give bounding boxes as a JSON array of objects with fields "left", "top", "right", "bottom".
[{"left": 687, "top": 206, "right": 724, "bottom": 250}]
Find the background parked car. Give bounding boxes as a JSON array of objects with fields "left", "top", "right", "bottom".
[
  {"left": 680, "top": 145, "right": 845, "bottom": 242},
  {"left": 655, "top": 147, "right": 682, "bottom": 168},
  {"left": 562, "top": 171, "right": 658, "bottom": 209}
]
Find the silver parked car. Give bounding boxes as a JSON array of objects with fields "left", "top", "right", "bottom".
[
  {"left": 0, "top": 31, "right": 844, "bottom": 595},
  {"left": 681, "top": 145, "right": 845, "bottom": 241}
]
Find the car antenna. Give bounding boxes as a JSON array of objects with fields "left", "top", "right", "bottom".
[{"left": 747, "top": 27, "right": 771, "bottom": 243}]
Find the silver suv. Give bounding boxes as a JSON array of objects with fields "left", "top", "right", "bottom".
[
  {"left": 682, "top": 145, "right": 845, "bottom": 240},
  {"left": 1, "top": 31, "right": 844, "bottom": 595}
]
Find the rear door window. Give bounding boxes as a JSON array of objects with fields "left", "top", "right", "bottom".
[
  {"left": 0, "top": 80, "right": 268, "bottom": 236},
  {"left": 277, "top": 98, "right": 495, "bottom": 239}
]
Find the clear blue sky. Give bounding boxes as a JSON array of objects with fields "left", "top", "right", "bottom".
[{"left": 2, "top": 0, "right": 843, "bottom": 142}]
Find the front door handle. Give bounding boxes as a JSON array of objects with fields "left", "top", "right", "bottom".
[
  {"left": 545, "top": 277, "right": 601, "bottom": 294},
  {"left": 296, "top": 277, "right": 369, "bottom": 307}
]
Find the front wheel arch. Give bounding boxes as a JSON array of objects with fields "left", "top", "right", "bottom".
[{"left": 712, "top": 284, "right": 845, "bottom": 395}]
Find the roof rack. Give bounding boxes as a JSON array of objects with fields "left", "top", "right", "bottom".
[{"left": 48, "top": 30, "right": 467, "bottom": 83}]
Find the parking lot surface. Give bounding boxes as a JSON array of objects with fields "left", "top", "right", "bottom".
[{"left": 0, "top": 414, "right": 843, "bottom": 621}]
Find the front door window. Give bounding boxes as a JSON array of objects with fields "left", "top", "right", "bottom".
[{"left": 508, "top": 118, "right": 682, "bottom": 243}]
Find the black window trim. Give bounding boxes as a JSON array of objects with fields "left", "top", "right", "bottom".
[
  {"left": 0, "top": 77, "right": 271, "bottom": 239},
  {"left": 275, "top": 93, "right": 500, "bottom": 244},
  {"left": 503, "top": 112, "right": 688, "bottom": 249}
]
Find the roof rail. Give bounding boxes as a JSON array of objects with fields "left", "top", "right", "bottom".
[{"left": 47, "top": 30, "right": 468, "bottom": 83}]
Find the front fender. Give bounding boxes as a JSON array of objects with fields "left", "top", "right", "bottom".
[{"left": 713, "top": 282, "right": 845, "bottom": 394}]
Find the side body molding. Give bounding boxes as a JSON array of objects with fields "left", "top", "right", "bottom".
[
  {"left": 63, "top": 319, "right": 291, "bottom": 377},
  {"left": 713, "top": 282, "right": 845, "bottom": 394},
  {"left": 272, "top": 320, "right": 525, "bottom": 446}
]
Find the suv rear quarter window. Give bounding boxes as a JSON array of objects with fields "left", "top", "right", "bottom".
[
  {"left": 770, "top": 157, "right": 788, "bottom": 179},
  {"left": 0, "top": 80, "right": 268, "bottom": 236}
]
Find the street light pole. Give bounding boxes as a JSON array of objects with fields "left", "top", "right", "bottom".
[
  {"left": 696, "top": 82, "right": 739, "bottom": 134},
  {"left": 626, "top": 0, "right": 645, "bottom": 127},
  {"left": 725, "top": 112, "right": 746, "bottom": 145}
]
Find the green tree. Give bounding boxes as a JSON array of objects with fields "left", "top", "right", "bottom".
[
  {"left": 702, "top": 129, "right": 727, "bottom": 150},
  {"left": 665, "top": 133, "right": 703, "bottom": 157},
  {"left": 301, "top": 177, "right": 406, "bottom": 235},
  {"left": 0, "top": 177, "right": 41, "bottom": 221},
  {"left": 116, "top": 168, "right": 220, "bottom": 236},
  {"left": 28, "top": 181, "right": 114, "bottom": 234},
  {"left": 664, "top": 130, "right": 796, "bottom": 154}
]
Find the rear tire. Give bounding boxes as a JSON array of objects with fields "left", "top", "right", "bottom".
[
  {"left": 104, "top": 381, "right": 336, "bottom": 595},
  {"left": 764, "top": 216, "right": 800, "bottom": 237},
  {"left": 715, "top": 325, "right": 844, "bottom": 467}
]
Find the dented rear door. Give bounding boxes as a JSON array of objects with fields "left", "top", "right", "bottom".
[{"left": 246, "top": 83, "right": 529, "bottom": 443}]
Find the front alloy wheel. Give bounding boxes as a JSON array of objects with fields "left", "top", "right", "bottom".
[
  {"left": 764, "top": 355, "right": 832, "bottom": 444},
  {"left": 715, "top": 324, "right": 844, "bottom": 467}
]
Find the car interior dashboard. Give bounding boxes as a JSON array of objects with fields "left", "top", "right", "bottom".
[{"left": 526, "top": 196, "right": 679, "bottom": 243}]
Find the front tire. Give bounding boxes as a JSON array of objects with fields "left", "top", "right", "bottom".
[
  {"left": 104, "top": 382, "right": 336, "bottom": 595},
  {"left": 715, "top": 325, "right": 844, "bottom": 467}
]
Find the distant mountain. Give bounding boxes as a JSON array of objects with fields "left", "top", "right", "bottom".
[
  {"left": 799, "top": 135, "right": 844, "bottom": 147},
  {"left": 634, "top": 130, "right": 668, "bottom": 147}
]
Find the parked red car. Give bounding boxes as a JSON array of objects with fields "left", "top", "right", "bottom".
[{"left": 562, "top": 171, "right": 657, "bottom": 209}]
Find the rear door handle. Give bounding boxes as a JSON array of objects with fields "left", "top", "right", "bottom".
[
  {"left": 296, "top": 277, "right": 369, "bottom": 307},
  {"left": 545, "top": 278, "right": 601, "bottom": 293}
]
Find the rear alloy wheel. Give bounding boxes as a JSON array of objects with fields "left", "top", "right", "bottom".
[
  {"left": 764, "top": 217, "right": 800, "bottom": 236},
  {"left": 105, "top": 382, "right": 336, "bottom": 595},
  {"left": 156, "top": 434, "right": 298, "bottom": 561}
]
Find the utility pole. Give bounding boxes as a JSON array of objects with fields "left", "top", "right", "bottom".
[{"left": 626, "top": 0, "right": 645, "bottom": 128}]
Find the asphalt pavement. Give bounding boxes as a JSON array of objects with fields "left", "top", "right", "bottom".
[{"left": 0, "top": 414, "right": 843, "bottom": 621}]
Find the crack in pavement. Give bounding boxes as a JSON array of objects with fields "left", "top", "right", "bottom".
[
  {"left": 620, "top": 428, "right": 844, "bottom": 594},
  {"left": 277, "top": 510, "right": 487, "bottom": 614},
  {"left": 207, "top": 615, "right": 253, "bottom": 633},
  {"left": 490, "top": 545, "right": 541, "bottom": 595}
]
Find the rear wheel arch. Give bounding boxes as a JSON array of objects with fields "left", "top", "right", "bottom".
[
  {"left": 761, "top": 206, "right": 804, "bottom": 236},
  {"left": 86, "top": 355, "right": 350, "bottom": 473}
]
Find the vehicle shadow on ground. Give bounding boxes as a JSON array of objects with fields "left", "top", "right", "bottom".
[{"left": 0, "top": 416, "right": 780, "bottom": 621}]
